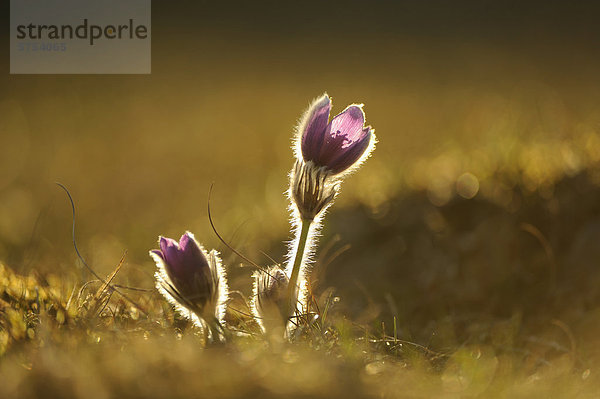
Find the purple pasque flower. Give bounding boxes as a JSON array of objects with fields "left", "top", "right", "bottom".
[
  {"left": 150, "top": 232, "right": 228, "bottom": 327},
  {"left": 300, "top": 94, "right": 374, "bottom": 174}
]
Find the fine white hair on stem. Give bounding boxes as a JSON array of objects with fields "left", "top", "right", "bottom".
[
  {"left": 284, "top": 210, "right": 326, "bottom": 276},
  {"left": 290, "top": 216, "right": 323, "bottom": 318},
  {"left": 285, "top": 159, "right": 340, "bottom": 274},
  {"left": 284, "top": 192, "right": 331, "bottom": 331},
  {"left": 250, "top": 270, "right": 263, "bottom": 330}
]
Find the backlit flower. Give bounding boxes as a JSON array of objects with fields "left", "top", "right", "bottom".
[
  {"left": 251, "top": 266, "right": 289, "bottom": 333},
  {"left": 150, "top": 232, "right": 228, "bottom": 330},
  {"left": 299, "top": 94, "right": 375, "bottom": 174}
]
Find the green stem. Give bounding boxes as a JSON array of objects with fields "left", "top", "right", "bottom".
[{"left": 286, "top": 218, "right": 312, "bottom": 320}]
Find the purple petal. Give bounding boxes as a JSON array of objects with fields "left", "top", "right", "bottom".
[
  {"left": 150, "top": 249, "right": 164, "bottom": 261},
  {"left": 301, "top": 95, "right": 331, "bottom": 162},
  {"left": 314, "top": 131, "right": 350, "bottom": 168},
  {"left": 179, "top": 232, "right": 205, "bottom": 267},
  {"left": 159, "top": 237, "right": 180, "bottom": 264},
  {"left": 326, "top": 127, "right": 372, "bottom": 173},
  {"left": 178, "top": 232, "right": 193, "bottom": 252},
  {"left": 152, "top": 233, "right": 216, "bottom": 311},
  {"left": 327, "top": 105, "right": 366, "bottom": 148},
  {"left": 310, "top": 105, "right": 370, "bottom": 173},
  {"left": 159, "top": 236, "right": 178, "bottom": 252}
]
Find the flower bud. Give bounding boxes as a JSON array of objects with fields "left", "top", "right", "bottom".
[
  {"left": 150, "top": 232, "right": 228, "bottom": 330},
  {"left": 251, "top": 266, "right": 289, "bottom": 333}
]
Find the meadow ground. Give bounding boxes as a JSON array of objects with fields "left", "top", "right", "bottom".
[
  {"left": 3, "top": 138, "right": 600, "bottom": 397},
  {"left": 3, "top": 165, "right": 600, "bottom": 398}
]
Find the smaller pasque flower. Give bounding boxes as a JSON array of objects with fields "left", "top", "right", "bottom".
[
  {"left": 299, "top": 94, "right": 375, "bottom": 175},
  {"left": 150, "top": 232, "right": 228, "bottom": 336},
  {"left": 251, "top": 266, "right": 289, "bottom": 333}
]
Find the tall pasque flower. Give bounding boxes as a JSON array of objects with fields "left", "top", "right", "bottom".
[
  {"left": 150, "top": 232, "right": 228, "bottom": 340},
  {"left": 285, "top": 93, "right": 376, "bottom": 335}
]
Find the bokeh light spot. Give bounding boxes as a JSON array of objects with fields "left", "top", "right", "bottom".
[{"left": 456, "top": 172, "right": 480, "bottom": 199}]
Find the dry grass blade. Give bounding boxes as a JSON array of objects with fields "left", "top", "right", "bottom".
[
  {"left": 56, "top": 183, "right": 149, "bottom": 317},
  {"left": 85, "top": 251, "right": 127, "bottom": 319}
]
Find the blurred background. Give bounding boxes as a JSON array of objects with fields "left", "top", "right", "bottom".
[{"left": 2, "top": 0, "right": 600, "bottom": 343}]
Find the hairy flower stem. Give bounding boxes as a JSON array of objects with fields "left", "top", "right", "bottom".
[{"left": 286, "top": 218, "right": 312, "bottom": 321}]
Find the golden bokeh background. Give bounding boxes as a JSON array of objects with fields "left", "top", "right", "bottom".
[{"left": 3, "top": 2, "right": 600, "bottom": 397}]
